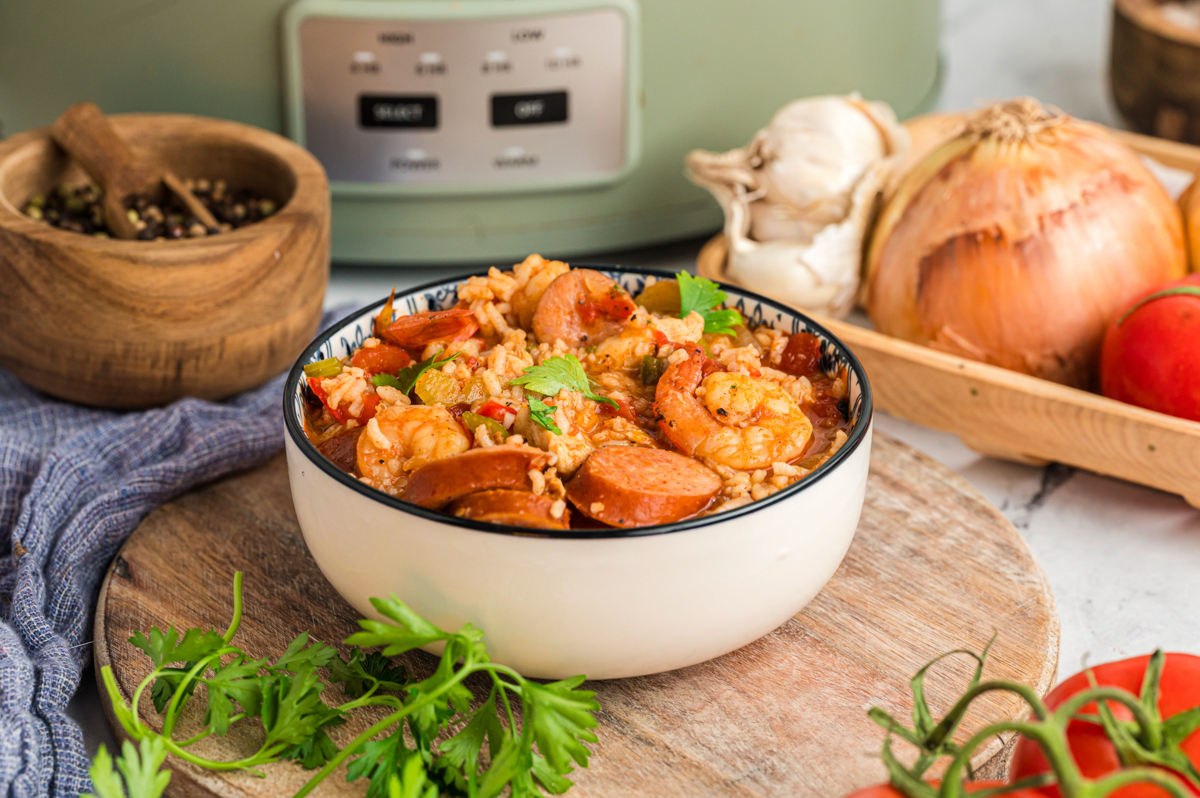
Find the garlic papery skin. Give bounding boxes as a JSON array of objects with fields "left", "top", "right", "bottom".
[
  {"left": 686, "top": 94, "right": 907, "bottom": 319},
  {"left": 866, "top": 98, "right": 1187, "bottom": 389}
]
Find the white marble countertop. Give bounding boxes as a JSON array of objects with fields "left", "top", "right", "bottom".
[{"left": 70, "top": 0, "right": 1200, "bottom": 761}]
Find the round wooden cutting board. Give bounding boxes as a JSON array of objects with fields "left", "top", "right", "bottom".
[{"left": 95, "top": 431, "right": 1059, "bottom": 798}]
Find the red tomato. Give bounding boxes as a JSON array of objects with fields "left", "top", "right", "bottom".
[
  {"left": 350, "top": 343, "right": 413, "bottom": 375},
  {"left": 383, "top": 308, "right": 480, "bottom": 349},
  {"left": 598, "top": 396, "right": 639, "bottom": 424},
  {"left": 778, "top": 332, "right": 823, "bottom": 378},
  {"left": 1100, "top": 275, "right": 1200, "bottom": 422},
  {"left": 1010, "top": 653, "right": 1200, "bottom": 798}
]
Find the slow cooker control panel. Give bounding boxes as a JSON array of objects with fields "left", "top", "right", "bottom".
[{"left": 285, "top": 0, "right": 639, "bottom": 195}]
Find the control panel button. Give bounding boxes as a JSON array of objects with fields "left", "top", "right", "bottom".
[
  {"left": 351, "top": 51, "right": 380, "bottom": 74},
  {"left": 546, "top": 46, "right": 581, "bottom": 69},
  {"left": 359, "top": 95, "right": 439, "bottom": 128},
  {"left": 482, "top": 50, "right": 512, "bottom": 74},
  {"left": 416, "top": 52, "right": 446, "bottom": 75},
  {"left": 491, "top": 91, "right": 568, "bottom": 127}
]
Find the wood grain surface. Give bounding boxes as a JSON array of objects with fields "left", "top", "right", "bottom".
[
  {"left": 0, "top": 113, "right": 329, "bottom": 408},
  {"left": 95, "top": 432, "right": 1058, "bottom": 798}
]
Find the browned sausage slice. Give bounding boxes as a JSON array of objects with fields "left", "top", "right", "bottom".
[
  {"left": 446, "top": 489, "right": 569, "bottom": 529},
  {"left": 565, "top": 446, "right": 722, "bottom": 528},
  {"left": 531, "top": 269, "right": 637, "bottom": 349},
  {"left": 402, "top": 444, "right": 551, "bottom": 509},
  {"left": 317, "top": 427, "right": 364, "bottom": 475}
]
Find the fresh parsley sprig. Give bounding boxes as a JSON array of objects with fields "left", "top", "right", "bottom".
[
  {"left": 84, "top": 738, "right": 171, "bottom": 798},
  {"left": 677, "top": 272, "right": 741, "bottom": 336},
  {"left": 374, "top": 350, "right": 460, "bottom": 394},
  {"left": 509, "top": 355, "right": 617, "bottom": 434},
  {"left": 527, "top": 396, "right": 563, "bottom": 435},
  {"left": 98, "top": 571, "right": 600, "bottom": 798}
]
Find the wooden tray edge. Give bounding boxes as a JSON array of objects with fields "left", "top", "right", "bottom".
[{"left": 696, "top": 232, "right": 1200, "bottom": 509}]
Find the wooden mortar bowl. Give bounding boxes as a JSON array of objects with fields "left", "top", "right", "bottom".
[
  {"left": 0, "top": 114, "right": 330, "bottom": 409},
  {"left": 1111, "top": 0, "right": 1200, "bottom": 143}
]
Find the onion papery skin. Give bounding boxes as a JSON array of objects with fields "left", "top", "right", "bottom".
[{"left": 866, "top": 110, "right": 1186, "bottom": 389}]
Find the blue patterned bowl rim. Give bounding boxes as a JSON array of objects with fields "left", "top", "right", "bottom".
[{"left": 283, "top": 265, "right": 874, "bottom": 539}]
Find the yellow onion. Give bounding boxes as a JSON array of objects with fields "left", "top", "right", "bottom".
[{"left": 865, "top": 98, "right": 1187, "bottom": 388}]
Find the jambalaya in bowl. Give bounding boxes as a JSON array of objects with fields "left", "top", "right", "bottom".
[{"left": 299, "top": 255, "right": 855, "bottom": 530}]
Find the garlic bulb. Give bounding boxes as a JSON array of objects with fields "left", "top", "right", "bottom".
[
  {"left": 686, "top": 95, "right": 907, "bottom": 318},
  {"left": 866, "top": 98, "right": 1187, "bottom": 389}
]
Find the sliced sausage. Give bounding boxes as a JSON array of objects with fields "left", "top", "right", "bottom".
[
  {"left": 531, "top": 269, "right": 637, "bottom": 349},
  {"left": 566, "top": 446, "right": 723, "bottom": 528},
  {"left": 401, "top": 444, "right": 551, "bottom": 509},
  {"left": 318, "top": 427, "right": 365, "bottom": 475},
  {"left": 446, "top": 489, "right": 569, "bottom": 529}
]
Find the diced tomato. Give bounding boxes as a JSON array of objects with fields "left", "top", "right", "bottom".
[
  {"left": 477, "top": 400, "right": 517, "bottom": 429},
  {"left": 307, "top": 377, "right": 380, "bottom": 424},
  {"left": 599, "top": 396, "right": 639, "bottom": 424},
  {"left": 778, "top": 332, "right": 823, "bottom": 378},
  {"left": 383, "top": 308, "right": 480, "bottom": 349},
  {"left": 350, "top": 343, "right": 413, "bottom": 375},
  {"left": 579, "top": 287, "right": 637, "bottom": 325},
  {"left": 356, "top": 394, "right": 380, "bottom": 422},
  {"left": 651, "top": 329, "right": 670, "bottom": 348}
]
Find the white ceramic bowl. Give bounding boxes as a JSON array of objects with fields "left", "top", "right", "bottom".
[{"left": 284, "top": 267, "right": 873, "bottom": 679}]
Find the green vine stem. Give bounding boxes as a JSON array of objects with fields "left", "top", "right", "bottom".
[{"left": 881, "top": 657, "right": 1196, "bottom": 798}]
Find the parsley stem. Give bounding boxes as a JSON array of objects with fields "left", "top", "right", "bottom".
[
  {"left": 162, "top": 648, "right": 236, "bottom": 737},
  {"left": 159, "top": 736, "right": 285, "bottom": 773},
  {"left": 175, "top": 716, "right": 243, "bottom": 748},
  {"left": 222, "top": 571, "right": 244, "bottom": 644},
  {"left": 489, "top": 672, "right": 518, "bottom": 731},
  {"left": 293, "top": 655, "right": 481, "bottom": 798},
  {"left": 482, "top": 662, "right": 526, "bottom": 685}
]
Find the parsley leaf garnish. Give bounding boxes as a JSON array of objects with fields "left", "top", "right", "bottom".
[
  {"left": 99, "top": 573, "right": 602, "bottom": 798},
  {"left": 509, "top": 355, "right": 618, "bottom": 437},
  {"left": 510, "top": 355, "right": 615, "bottom": 434},
  {"left": 527, "top": 395, "right": 563, "bottom": 435},
  {"left": 677, "top": 271, "right": 741, "bottom": 335},
  {"left": 374, "top": 350, "right": 460, "bottom": 394}
]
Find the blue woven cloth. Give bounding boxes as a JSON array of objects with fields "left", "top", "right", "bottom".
[{"left": 0, "top": 312, "right": 335, "bottom": 798}]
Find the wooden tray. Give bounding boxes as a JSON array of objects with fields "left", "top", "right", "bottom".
[
  {"left": 95, "top": 432, "right": 1059, "bottom": 798},
  {"left": 697, "top": 122, "right": 1200, "bottom": 509}
]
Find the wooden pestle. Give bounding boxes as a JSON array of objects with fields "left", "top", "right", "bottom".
[{"left": 50, "top": 102, "right": 219, "bottom": 239}]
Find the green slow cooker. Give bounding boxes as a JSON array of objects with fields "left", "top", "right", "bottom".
[{"left": 0, "top": 0, "right": 940, "bottom": 264}]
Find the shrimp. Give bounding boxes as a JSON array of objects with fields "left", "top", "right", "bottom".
[
  {"left": 654, "top": 348, "right": 812, "bottom": 471},
  {"left": 357, "top": 405, "right": 471, "bottom": 487},
  {"left": 382, "top": 308, "right": 480, "bottom": 349}
]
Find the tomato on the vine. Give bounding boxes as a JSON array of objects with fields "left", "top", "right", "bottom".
[
  {"left": 1100, "top": 275, "right": 1200, "bottom": 422},
  {"left": 1010, "top": 654, "right": 1200, "bottom": 798}
]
